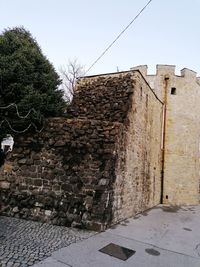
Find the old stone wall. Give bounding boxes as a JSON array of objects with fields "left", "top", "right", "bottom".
[
  {"left": 162, "top": 68, "right": 200, "bottom": 205},
  {"left": 0, "top": 70, "right": 164, "bottom": 230},
  {"left": 67, "top": 72, "right": 134, "bottom": 123},
  {"left": 112, "top": 71, "right": 163, "bottom": 223},
  {"left": 133, "top": 65, "right": 200, "bottom": 205},
  {"left": 0, "top": 118, "right": 125, "bottom": 230},
  {"left": 0, "top": 73, "right": 134, "bottom": 230}
]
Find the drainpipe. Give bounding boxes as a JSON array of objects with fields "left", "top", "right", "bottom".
[{"left": 160, "top": 75, "right": 169, "bottom": 204}]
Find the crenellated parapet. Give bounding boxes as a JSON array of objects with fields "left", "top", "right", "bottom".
[
  {"left": 131, "top": 64, "right": 200, "bottom": 84},
  {"left": 180, "top": 68, "right": 197, "bottom": 79},
  {"left": 131, "top": 65, "right": 148, "bottom": 77}
]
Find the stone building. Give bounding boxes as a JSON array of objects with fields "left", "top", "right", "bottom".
[
  {"left": 0, "top": 65, "right": 199, "bottom": 230},
  {"left": 132, "top": 65, "right": 200, "bottom": 205}
]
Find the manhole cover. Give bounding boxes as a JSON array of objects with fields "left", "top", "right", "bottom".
[
  {"left": 145, "top": 248, "right": 160, "bottom": 256},
  {"left": 183, "top": 227, "right": 192, "bottom": 231},
  {"left": 161, "top": 206, "right": 180, "bottom": 213},
  {"left": 99, "top": 243, "right": 136, "bottom": 261}
]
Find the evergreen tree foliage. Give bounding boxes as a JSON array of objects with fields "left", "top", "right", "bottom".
[{"left": 0, "top": 27, "right": 65, "bottom": 141}]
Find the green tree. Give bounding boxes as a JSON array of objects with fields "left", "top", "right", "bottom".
[{"left": 0, "top": 26, "right": 65, "bottom": 141}]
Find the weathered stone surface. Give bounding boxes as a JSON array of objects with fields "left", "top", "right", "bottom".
[
  {"left": 0, "top": 181, "right": 10, "bottom": 189},
  {"left": 67, "top": 74, "right": 134, "bottom": 123},
  {"left": 133, "top": 65, "right": 200, "bottom": 205},
  {"left": 0, "top": 71, "right": 163, "bottom": 230},
  {"left": 0, "top": 118, "right": 124, "bottom": 229}
]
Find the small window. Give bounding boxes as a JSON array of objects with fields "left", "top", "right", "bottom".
[{"left": 171, "top": 87, "right": 176, "bottom": 95}]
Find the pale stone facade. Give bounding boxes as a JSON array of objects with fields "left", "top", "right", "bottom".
[
  {"left": 112, "top": 71, "right": 163, "bottom": 223},
  {"left": 132, "top": 65, "right": 200, "bottom": 205}
]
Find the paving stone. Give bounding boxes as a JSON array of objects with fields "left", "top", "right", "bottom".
[{"left": 0, "top": 216, "right": 94, "bottom": 266}]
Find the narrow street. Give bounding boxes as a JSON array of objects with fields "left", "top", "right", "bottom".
[
  {"left": 34, "top": 205, "right": 200, "bottom": 267},
  {"left": 1, "top": 205, "right": 200, "bottom": 267},
  {"left": 0, "top": 216, "right": 94, "bottom": 267}
]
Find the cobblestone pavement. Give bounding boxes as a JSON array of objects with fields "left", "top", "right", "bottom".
[{"left": 0, "top": 216, "right": 95, "bottom": 267}]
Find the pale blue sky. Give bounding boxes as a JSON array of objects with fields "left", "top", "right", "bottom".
[{"left": 1, "top": 0, "right": 200, "bottom": 76}]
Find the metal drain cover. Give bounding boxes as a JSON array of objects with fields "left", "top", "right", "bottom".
[{"left": 99, "top": 243, "right": 136, "bottom": 261}]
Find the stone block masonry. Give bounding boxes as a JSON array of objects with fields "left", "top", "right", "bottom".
[
  {"left": 112, "top": 71, "right": 163, "bottom": 223},
  {"left": 0, "top": 71, "right": 163, "bottom": 230},
  {"left": 133, "top": 65, "right": 200, "bottom": 205}
]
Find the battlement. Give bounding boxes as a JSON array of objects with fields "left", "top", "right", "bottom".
[
  {"left": 131, "top": 65, "right": 148, "bottom": 77},
  {"left": 181, "top": 68, "right": 197, "bottom": 79},
  {"left": 131, "top": 64, "right": 199, "bottom": 81}
]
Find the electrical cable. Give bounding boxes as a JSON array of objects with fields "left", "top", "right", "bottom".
[{"left": 85, "top": 0, "right": 153, "bottom": 74}]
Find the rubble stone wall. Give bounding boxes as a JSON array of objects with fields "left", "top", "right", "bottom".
[
  {"left": 67, "top": 72, "right": 134, "bottom": 123},
  {"left": 0, "top": 71, "right": 163, "bottom": 230},
  {"left": 0, "top": 118, "right": 125, "bottom": 230}
]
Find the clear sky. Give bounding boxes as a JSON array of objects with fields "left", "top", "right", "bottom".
[{"left": 1, "top": 0, "right": 200, "bottom": 76}]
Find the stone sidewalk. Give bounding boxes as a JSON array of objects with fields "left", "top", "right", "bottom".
[
  {"left": 0, "top": 216, "right": 94, "bottom": 267},
  {"left": 33, "top": 205, "right": 200, "bottom": 267}
]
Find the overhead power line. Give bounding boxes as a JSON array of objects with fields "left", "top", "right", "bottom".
[{"left": 85, "top": 0, "right": 153, "bottom": 74}]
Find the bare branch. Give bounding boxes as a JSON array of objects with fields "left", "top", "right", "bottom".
[{"left": 59, "top": 59, "right": 85, "bottom": 103}]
